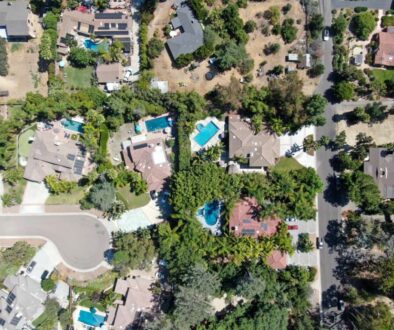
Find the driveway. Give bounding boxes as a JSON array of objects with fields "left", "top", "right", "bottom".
[
  {"left": 0, "top": 214, "right": 110, "bottom": 271},
  {"left": 20, "top": 181, "right": 49, "bottom": 214}
]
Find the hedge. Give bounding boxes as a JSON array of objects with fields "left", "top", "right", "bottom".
[
  {"left": 98, "top": 124, "right": 109, "bottom": 160},
  {"left": 0, "top": 38, "right": 8, "bottom": 76}
]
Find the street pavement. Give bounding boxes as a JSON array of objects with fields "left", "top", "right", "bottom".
[
  {"left": 316, "top": 0, "right": 394, "bottom": 322},
  {"left": 0, "top": 214, "right": 111, "bottom": 271}
]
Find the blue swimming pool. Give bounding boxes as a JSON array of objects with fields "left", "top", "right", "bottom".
[
  {"left": 78, "top": 310, "right": 106, "bottom": 327},
  {"left": 62, "top": 119, "right": 84, "bottom": 133},
  {"left": 84, "top": 39, "right": 109, "bottom": 52},
  {"left": 198, "top": 201, "right": 220, "bottom": 226},
  {"left": 194, "top": 121, "right": 220, "bottom": 147},
  {"left": 145, "top": 116, "right": 172, "bottom": 132}
]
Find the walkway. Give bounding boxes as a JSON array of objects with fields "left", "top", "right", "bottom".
[{"left": 0, "top": 213, "right": 111, "bottom": 272}]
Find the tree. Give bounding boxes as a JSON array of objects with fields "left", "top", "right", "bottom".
[
  {"left": 303, "top": 135, "right": 319, "bottom": 153},
  {"left": 221, "top": 4, "right": 248, "bottom": 44},
  {"left": 106, "top": 200, "right": 126, "bottom": 220},
  {"left": 334, "top": 130, "right": 347, "bottom": 150},
  {"left": 68, "top": 47, "right": 95, "bottom": 68},
  {"left": 347, "top": 302, "right": 394, "bottom": 330},
  {"left": 173, "top": 264, "right": 220, "bottom": 329},
  {"left": 342, "top": 171, "right": 381, "bottom": 213},
  {"left": 333, "top": 81, "right": 355, "bottom": 101},
  {"left": 307, "top": 63, "right": 324, "bottom": 77},
  {"left": 87, "top": 177, "right": 116, "bottom": 211},
  {"left": 3, "top": 167, "right": 23, "bottom": 185},
  {"left": 39, "top": 31, "right": 55, "bottom": 61},
  {"left": 365, "top": 102, "right": 388, "bottom": 123},
  {"left": 147, "top": 37, "right": 164, "bottom": 59},
  {"left": 332, "top": 14, "right": 348, "bottom": 41},
  {"left": 281, "top": 18, "right": 298, "bottom": 44},
  {"left": 113, "top": 229, "right": 156, "bottom": 273},
  {"left": 304, "top": 94, "right": 327, "bottom": 126},
  {"left": 297, "top": 233, "right": 314, "bottom": 252},
  {"left": 308, "top": 14, "right": 324, "bottom": 39},
  {"left": 42, "top": 12, "right": 59, "bottom": 30},
  {"left": 102, "top": 40, "right": 125, "bottom": 63},
  {"left": 348, "top": 105, "right": 370, "bottom": 124},
  {"left": 350, "top": 11, "right": 376, "bottom": 40},
  {"left": 216, "top": 41, "right": 251, "bottom": 73}
]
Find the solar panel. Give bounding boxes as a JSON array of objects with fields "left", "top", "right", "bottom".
[
  {"left": 118, "top": 23, "right": 127, "bottom": 30},
  {"left": 6, "top": 305, "right": 12, "bottom": 313},
  {"left": 133, "top": 143, "right": 148, "bottom": 150},
  {"left": 0, "top": 318, "right": 5, "bottom": 326},
  {"left": 6, "top": 292, "right": 16, "bottom": 305},
  {"left": 95, "top": 12, "right": 123, "bottom": 19},
  {"left": 241, "top": 229, "right": 255, "bottom": 236},
  {"left": 10, "top": 315, "right": 21, "bottom": 326},
  {"left": 67, "top": 154, "right": 76, "bottom": 161},
  {"left": 261, "top": 223, "right": 268, "bottom": 231}
]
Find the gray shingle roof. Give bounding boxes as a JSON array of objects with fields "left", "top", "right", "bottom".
[
  {"left": 0, "top": 0, "right": 30, "bottom": 37},
  {"left": 166, "top": 4, "right": 203, "bottom": 59}
]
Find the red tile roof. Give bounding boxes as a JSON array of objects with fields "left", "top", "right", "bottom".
[
  {"left": 266, "top": 250, "right": 287, "bottom": 269},
  {"left": 229, "top": 197, "right": 280, "bottom": 238},
  {"left": 375, "top": 31, "right": 394, "bottom": 67}
]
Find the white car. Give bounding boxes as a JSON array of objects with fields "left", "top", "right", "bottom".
[
  {"left": 323, "top": 27, "right": 330, "bottom": 41},
  {"left": 123, "top": 69, "right": 132, "bottom": 81}
]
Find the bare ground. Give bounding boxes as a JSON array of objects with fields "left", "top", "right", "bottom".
[
  {"left": 0, "top": 14, "right": 47, "bottom": 103},
  {"left": 150, "top": 0, "right": 318, "bottom": 95}
]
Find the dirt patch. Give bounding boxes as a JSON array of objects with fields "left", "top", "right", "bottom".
[
  {"left": 0, "top": 15, "right": 48, "bottom": 103},
  {"left": 150, "top": 0, "right": 318, "bottom": 95},
  {"left": 337, "top": 116, "right": 394, "bottom": 146}
]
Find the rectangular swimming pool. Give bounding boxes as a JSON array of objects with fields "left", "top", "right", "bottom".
[
  {"left": 62, "top": 119, "right": 84, "bottom": 133},
  {"left": 78, "top": 310, "right": 106, "bottom": 327},
  {"left": 145, "top": 116, "right": 171, "bottom": 132},
  {"left": 194, "top": 121, "right": 220, "bottom": 147}
]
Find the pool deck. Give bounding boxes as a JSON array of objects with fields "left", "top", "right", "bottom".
[{"left": 190, "top": 117, "right": 225, "bottom": 153}]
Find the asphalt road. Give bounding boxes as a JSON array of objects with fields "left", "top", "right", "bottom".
[
  {"left": 0, "top": 214, "right": 111, "bottom": 270},
  {"left": 316, "top": 0, "right": 394, "bottom": 318}
]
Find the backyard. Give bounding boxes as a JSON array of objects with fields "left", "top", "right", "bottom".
[
  {"left": 18, "top": 126, "right": 36, "bottom": 158},
  {"left": 117, "top": 186, "right": 150, "bottom": 210},
  {"left": 64, "top": 66, "right": 94, "bottom": 90}
]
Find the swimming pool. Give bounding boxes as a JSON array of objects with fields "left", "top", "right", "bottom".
[
  {"left": 78, "top": 310, "right": 106, "bottom": 327},
  {"left": 145, "top": 116, "right": 172, "bottom": 132},
  {"left": 198, "top": 201, "right": 220, "bottom": 226},
  {"left": 62, "top": 119, "right": 84, "bottom": 133},
  {"left": 84, "top": 39, "right": 109, "bottom": 52},
  {"left": 194, "top": 121, "right": 220, "bottom": 147}
]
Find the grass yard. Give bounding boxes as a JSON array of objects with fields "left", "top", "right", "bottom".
[
  {"left": 273, "top": 157, "right": 304, "bottom": 172},
  {"left": 46, "top": 186, "right": 86, "bottom": 205},
  {"left": 18, "top": 126, "right": 36, "bottom": 158},
  {"left": 372, "top": 69, "right": 394, "bottom": 83},
  {"left": 64, "top": 66, "right": 94, "bottom": 89},
  {"left": 117, "top": 186, "right": 150, "bottom": 210}
]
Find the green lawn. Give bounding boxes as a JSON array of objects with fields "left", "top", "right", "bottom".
[
  {"left": 64, "top": 66, "right": 94, "bottom": 89},
  {"left": 46, "top": 186, "right": 86, "bottom": 205},
  {"left": 117, "top": 186, "right": 150, "bottom": 210},
  {"left": 18, "top": 126, "right": 36, "bottom": 158},
  {"left": 273, "top": 157, "right": 304, "bottom": 172},
  {"left": 372, "top": 69, "right": 394, "bottom": 83}
]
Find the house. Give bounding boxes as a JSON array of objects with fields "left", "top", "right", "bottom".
[
  {"left": 107, "top": 276, "right": 154, "bottom": 329},
  {"left": 0, "top": 275, "right": 47, "bottom": 329},
  {"left": 229, "top": 197, "right": 287, "bottom": 269},
  {"left": 364, "top": 147, "right": 394, "bottom": 199},
  {"left": 228, "top": 115, "right": 280, "bottom": 169},
  {"left": 58, "top": 10, "right": 132, "bottom": 53},
  {"left": 229, "top": 197, "right": 280, "bottom": 238},
  {"left": 375, "top": 30, "right": 394, "bottom": 67},
  {"left": 23, "top": 122, "right": 88, "bottom": 182},
  {"left": 96, "top": 62, "right": 123, "bottom": 90},
  {"left": 0, "top": 0, "right": 36, "bottom": 40},
  {"left": 166, "top": 4, "right": 204, "bottom": 60},
  {"left": 121, "top": 137, "right": 171, "bottom": 192}
]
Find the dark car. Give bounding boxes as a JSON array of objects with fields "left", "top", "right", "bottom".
[
  {"left": 316, "top": 237, "right": 324, "bottom": 249},
  {"left": 26, "top": 261, "right": 36, "bottom": 273}
]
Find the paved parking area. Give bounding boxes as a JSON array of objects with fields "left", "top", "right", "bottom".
[{"left": 0, "top": 214, "right": 110, "bottom": 271}]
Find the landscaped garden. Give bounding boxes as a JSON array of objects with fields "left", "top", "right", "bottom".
[{"left": 116, "top": 186, "right": 150, "bottom": 210}]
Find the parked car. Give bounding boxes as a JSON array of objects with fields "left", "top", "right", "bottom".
[
  {"left": 123, "top": 69, "right": 132, "bottom": 81},
  {"left": 323, "top": 27, "right": 330, "bottom": 41},
  {"left": 41, "top": 270, "right": 49, "bottom": 280},
  {"left": 316, "top": 237, "right": 324, "bottom": 249},
  {"left": 287, "top": 225, "right": 299, "bottom": 230},
  {"left": 26, "top": 261, "right": 36, "bottom": 273}
]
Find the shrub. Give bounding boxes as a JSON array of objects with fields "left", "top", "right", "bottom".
[
  {"left": 308, "top": 14, "right": 324, "bottom": 39},
  {"left": 308, "top": 63, "right": 325, "bottom": 77},
  {"left": 263, "top": 42, "right": 280, "bottom": 55},
  {"left": 68, "top": 47, "right": 95, "bottom": 68},
  {"left": 282, "top": 3, "right": 291, "bottom": 15},
  {"left": 41, "top": 278, "right": 56, "bottom": 292},
  {"left": 281, "top": 18, "right": 298, "bottom": 43},
  {"left": 333, "top": 81, "right": 355, "bottom": 101},
  {"left": 139, "top": 23, "right": 150, "bottom": 70},
  {"left": 189, "top": 0, "right": 208, "bottom": 21},
  {"left": 0, "top": 38, "right": 8, "bottom": 76},
  {"left": 244, "top": 20, "right": 257, "bottom": 33},
  {"left": 236, "top": 0, "right": 247, "bottom": 9},
  {"left": 354, "top": 7, "right": 368, "bottom": 13},
  {"left": 381, "top": 16, "right": 394, "bottom": 28},
  {"left": 297, "top": 233, "right": 314, "bottom": 252},
  {"left": 147, "top": 37, "right": 164, "bottom": 59},
  {"left": 174, "top": 53, "right": 194, "bottom": 68}
]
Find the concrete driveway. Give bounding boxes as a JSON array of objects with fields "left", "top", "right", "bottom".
[{"left": 0, "top": 214, "right": 111, "bottom": 271}]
